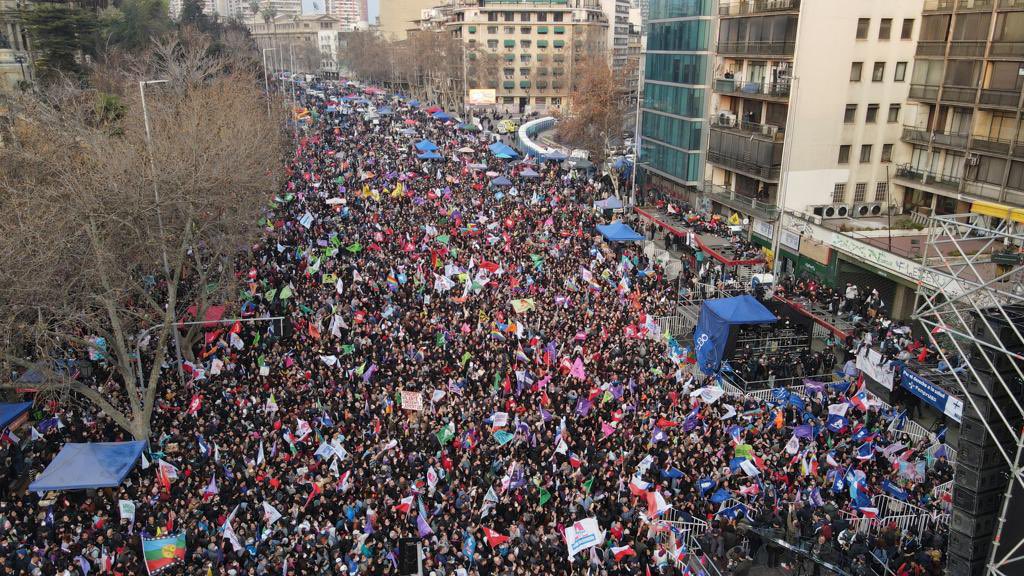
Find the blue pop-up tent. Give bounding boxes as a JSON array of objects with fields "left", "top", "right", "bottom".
[
  {"left": 417, "top": 151, "right": 443, "bottom": 160},
  {"left": 29, "top": 441, "right": 146, "bottom": 491},
  {"left": 432, "top": 111, "right": 453, "bottom": 121},
  {"left": 544, "top": 150, "right": 567, "bottom": 161},
  {"left": 694, "top": 295, "right": 777, "bottom": 374},
  {"left": 0, "top": 402, "right": 32, "bottom": 429},
  {"left": 519, "top": 167, "right": 540, "bottom": 178},
  {"left": 490, "top": 175, "right": 513, "bottom": 187},
  {"left": 594, "top": 196, "right": 623, "bottom": 210},
  {"left": 415, "top": 140, "right": 438, "bottom": 152},
  {"left": 596, "top": 221, "right": 643, "bottom": 242},
  {"left": 488, "top": 142, "right": 520, "bottom": 159}
]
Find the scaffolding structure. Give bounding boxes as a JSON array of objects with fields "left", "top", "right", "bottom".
[{"left": 912, "top": 211, "right": 1024, "bottom": 576}]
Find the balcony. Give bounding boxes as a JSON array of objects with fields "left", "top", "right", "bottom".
[
  {"left": 940, "top": 85, "right": 979, "bottom": 104},
  {"left": 708, "top": 118, "right": 784, "bottom": 181},
  {"left": 948, "top": 41, "right": 986, "bottom": 57},
  {"left": 901, "top": 125, "right": 969, "bottom": 149},
  {"left": 909, "top": 84, "right": 940, "bottom": 101},
  {"left": 713, "top": 78, "right": 791, "bottom": 100},
  {"left": 706, "top": 150, "right": 782, "bottom": 181},
  {"left": 990, "top": 42, "right": 1024, "bottom": 58},
  {"left": 717, "top": 0, "right": 800, "bottom": 17},
  {"left": 970, "top": 134, "right": 1013, "bottom": 156},
  {"left": 916, "top": 42, "right": 946, "bottom": 57},
  {"left": 999, "top": 0, "right": 1024, "bottom": 8},
  {"left": 979, "top": 89, "right": 1021, "bottom": 108},
  {"left": 716, "top": 40, "right": 796, "bottom": 58},
  {"left": 702, "top": 181, "right": 780, "bottom": 221},
  {"left": 709, "top": 114, "right": 786, "bottom": 142},
  {"left": 923, "top": 0, "right": 955, "bottom": 11},
  {"left": 894, "top": 164, "right": 962, "bottom": 193},
  {"left": 954, "top": 0, "right": 994, "bottom": 10}
]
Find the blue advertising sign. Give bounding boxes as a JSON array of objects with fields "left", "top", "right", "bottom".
[{"left": 899, "top": 367, "right": 963, "bottom": 423}]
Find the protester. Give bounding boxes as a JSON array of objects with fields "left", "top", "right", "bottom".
[{"left": 1, "top": 84, "right": 950, "bottom": 576}]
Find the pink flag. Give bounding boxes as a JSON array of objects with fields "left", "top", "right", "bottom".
[
  {"left": 600, "top": 421, "right": 616, "bottom": 439},
  {"left": 569, "top": 358, "right": 586, "bottom": 380}
]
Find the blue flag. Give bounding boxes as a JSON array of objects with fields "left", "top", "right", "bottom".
[
  {"left": 826, "top": 414, "right": 848, "bottom": 433},
  {"left": 697, "top": 478, "right": 716, "bottom": 496},
  {"left": 882, "top": 479, "right": 908, "bottom": 501},
  {"left": 711, "top": 488, "right": 731, "bottom": 504}
]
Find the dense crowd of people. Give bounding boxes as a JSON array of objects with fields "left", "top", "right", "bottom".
[{"left": 0, "top": 84, "right": 955, "bottom": 576}]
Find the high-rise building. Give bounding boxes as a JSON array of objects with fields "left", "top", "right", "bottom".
[
  {"left": 896, "top": 0, "right": 1024, "bottom": 215},
  {"left": 327, "top": 0, "right": 365, "bottom": 29},
  {"left": 448, "top": 0, "right": 607, "bottom": 115},
  {"left": 601, "top": 0, "right": 632, "bottom": 71},
  {"left": 635, "top": 0, "right": 713, "bottom": 192},
  {"left": 379, "top": 0, "right": 440, "bottom": 40}
]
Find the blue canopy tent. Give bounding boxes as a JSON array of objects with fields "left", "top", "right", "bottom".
[
  {"left": 519, "top": 167, "right": 540, "bottom": 178},
  {"left": 544, "top": 150, "right": 567, "bottom": 161},
  {"left": 694, "top": 295, "right": 777, "bottom": 374},
  {"left": 490, "top": 175, "right": 513, "bottom": 187},
  {"left": 0, "top": 401, "right": 32, "bottom": 429},
  {"left": 29, "top": 441, "right": 145, "bottom": 491},
  {"left": 415, "top": 140, "right": 439, "bottom": 152},
  {"left": 417, "top": 151, "right": 443, "bottom": 160},
  {"left": 488, "top": 142, "right": 520, "bottom": 159},
  {"left": 399, "top": 128, "right": 417, "bottom": 136},
  {"left": 432, "top": 111, "right": 453, "bottom": 121},
  {"left": 612, "top": 156, "right": 633, "bottom": 179},
  {"left": 409, "top": 100, "right": 420, "bottom": 107},
  {"left": 594, "top": 196, "right": 623, "bottom": 210},
  {"left": 467, "top": 163, "right": 488, "bottom": 171},
  {"left": 596, "top": 221, "right": 643, "bottom": 242},
  {"left": 377, "top": 106, "right": 393, "bottom": 115}
]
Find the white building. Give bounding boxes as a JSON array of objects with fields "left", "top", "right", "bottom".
[{"left": 600, "top": 0, "right": 631, "bottom": 71}]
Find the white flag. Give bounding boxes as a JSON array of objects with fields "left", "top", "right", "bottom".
[
  {"left": 740, "top": 459, "right": 761, "bottom": 477},
  {"left": 785, "top": 436, "right": 800, "bottom": 456},
  {"left": 257, "top": 440, "right": 265, "bottom": 466},
  {"left": 262, "top": 501, "right": 283, "bottom": 526},
  {"left": 223, "top": 520, "right": 243, "bottom": 552}
]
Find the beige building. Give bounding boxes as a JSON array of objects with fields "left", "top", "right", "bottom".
[
  {"left": 448, "top": 0, "right": 608, "bottom": 115},
  {"left": 251, "top": 14, "right": 346, "bottom": 75},
  {"left": 379, "top": 0, "right": 439, "bottom": 40},
  {"left": 704, "top": 0, "right": 924, "bottom": 223},
  {"left": 896, "top": 0, "right": 1024, "bottom": 215},
  {"left": 1, "top": 0, "right": 32, "bottom": 91}
]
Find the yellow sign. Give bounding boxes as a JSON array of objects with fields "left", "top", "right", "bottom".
[
  {"left": 728, "top": 213, "right": 741, "bottom": 225},
  {"left": 467, "top": 89, "right": 497, "bottom": 106}
]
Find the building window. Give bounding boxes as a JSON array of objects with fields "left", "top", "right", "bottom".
[
  {"left": 551, "top": 97, "right": 561, "bottom": 106},
  {"left": 882, "top": 144, "right": 893, "bottom": 162},
  {"left": 844, "top": 104, "right": 857, "bottom": 123},
  {"left": 520, "top": 40, "right": 531, "bottom": 48},
  {"left": 553, "top": 13, "right": 563, "bottom": 22},
  {"left": 488, "top": 39, "right": 498, "bottom": 49},
  {"left": 488, "top": 12, "right": 498, "bottom": 21},
  {"left": 875, "top": 182, "right": 888, "bottom": 201},
  {"left": 833, "top": 183, "right": 847, "bottom": 203},
  {"left": 887, "top": 104, "right": 900, "bottom": 123},
  {"left": 851, "top": 62, "right": 863, "bottom": 82},
  {"left": 854, "top": 183, "right": 868, "bottom": 202},
  {"left": 537, "top": 13, "right": 547, "bottom": 22},
  {"left": 520, "top": 12, "right": 530, "bottom": 21},
  {"left": 503, "top": 11, "right": 513, "bottom": 21},
  {"left": 872, "top": 62, "right": 885, "bottom": 82},
  {"left": 535, "top": 97, "right": 545, "bottom": 104},
  {"left": 856, "top": 18, "right": 870, "bottom": 39},
  {"left": 894, "top": 61, "right": 907, "bottom": 82},
  {"left": 521, "top": 27, "right": 531, "bottom": 34},
  {"left": 879, "top": 18, "right": 892, "bottom": 40},
  {"left": 504, "top": 26, "right": 514, "bottom": 34},
  {"left": 860, "top": 145, "right": 873, "bottom": 163},
  {"left": 839, "top": 145, "right": 851, "bottom": 164},
  {"left": 866, "top": 104, "right": 879, "bottom": 123},
  {"left": 901, "top": 18, "right": 914, "bottom": 39}
]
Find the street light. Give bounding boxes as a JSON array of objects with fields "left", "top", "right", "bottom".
[
  {"left": 138, "top": 79, "right": 186, "bottom": 386},
  {"left": 13, "top": 55, "right": 27, "bottom": 84},
  {"left": 262, "top": 48, "right": 278, "bottom": 117}
]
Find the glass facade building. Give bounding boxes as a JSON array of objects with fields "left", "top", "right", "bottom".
[{"left": 637, "top": 0, "right": 712, "bottom": 186}]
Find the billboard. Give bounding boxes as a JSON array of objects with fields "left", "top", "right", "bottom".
[{"left": 467, "top": 89, "right": 497, "bottom": 106}]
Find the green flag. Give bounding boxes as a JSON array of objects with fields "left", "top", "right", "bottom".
[
  {"left": 346, "top": 242, "right": 363, "bottom": 253},
  {"left": 436, "top": 333, "right": 446, "bottom": 348},
  {"left": 539, "top": 487, "right": 551, "bottom": 507},
  {"left": 355, "top": 362, "right": 366, "bottom": 376},
  {"left": 436, "top": 422, "right": 455, "bottom": 445},
  {"left": 582, "top": 477, "right": 594, "bottom": 494},
  {"left": 279, "top": 284, "right": 294, "bottom": 300},
  {"left": 436, "top": 235, "right": 450, "bottom": 245},
  {"left": 264, "top": 288, "right": 277, "bottom": 302},
  {"left": 257, "top": 354, "right": 266, "bottom": 367},
  {"left": 460, "top": 351, "right": 471, "bottom": 367},
  {"left": 341, "top": 344, "right": 355, "bottom": 355},
  {"left": 330, "top": 234, "right": 341, "bottom": 247}
]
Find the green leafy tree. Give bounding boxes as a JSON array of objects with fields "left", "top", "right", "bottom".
[
  {"left": 23, "top": 3, "right": 99, "bottom": 80},
  {"left": 104, "top": 0, "right": 171, "bottom": 52}
]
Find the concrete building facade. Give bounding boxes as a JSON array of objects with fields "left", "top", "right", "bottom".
[
  {"left": 251, "top": 14, "right": 346, "bottom": 75},
  {"left": 0, "top": 0, "right": 32, "bottom": 91},
  {"left": 379, "top": 0, "right": 439, "bottom": 40},
  {"left": 448, "top": 0, "right": 607, "bottom": 115}
]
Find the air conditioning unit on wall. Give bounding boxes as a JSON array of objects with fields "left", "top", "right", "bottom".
[
  {"left": 852, "top": 202, "right": 884, "bottom": 218},
  {"left": 810, "top": 204, "right": 851, "bottom": 219}
]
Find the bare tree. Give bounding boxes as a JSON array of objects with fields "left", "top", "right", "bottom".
[
  {"left": 0, "top": 36, "right": 287, "bottom": 439},
  {"left": 556, "top": 55, "right": 629, "bottom": 166}
]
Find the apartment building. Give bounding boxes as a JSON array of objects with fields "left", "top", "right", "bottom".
[
  {"left": 380, "top": 0, "right": 440, "bottom": 40},
  {"left": 251, "top": 14, "right": 345, "bottom": 74},
  {"left": 896, "top": 0, "right": 1024, "bottom": 215},
  {"left": 448, "top": 0, "right": 608, "bottom": 114},
  {"left": 635, "top": 0, "right": 714, "bottom": 191},
  {"left": 601, "top": 0, "right": 631, "bottom": 70}
]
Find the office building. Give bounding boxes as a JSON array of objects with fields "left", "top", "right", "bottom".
[
  {"left": 896, "top": 0, "right": 1024, "bottom": 214},
  {"left": 448, "top": 0, "right": 608, "bottom": 114},
  {"left": 251, "top": 14, "right": 345, "bottom": 74},
  {"left": 635, "top": 0, "right": 713, "bottom": 193}
]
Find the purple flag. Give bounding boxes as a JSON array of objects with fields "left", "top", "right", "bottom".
[
  {"left": 611, "top": 383, "right": 624, "bottom": 400},
  {"left": 362, "top": 363, "right": 378, "bottom": 383},
  {"left": 539, "top": 404, "right": 552, "bottom": 422},
  {"left": 416, "top": 515, "right": 434, "bottom": 538},
  {"left": 575, "top": 397, "right": 593, "bottom": 417},
  {"left": 794, "top": 424, "right": 814, "bottom": 439}
]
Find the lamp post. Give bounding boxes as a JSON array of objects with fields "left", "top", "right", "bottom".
[
  {"left": 138, "top": 79, "right": 186, "bottom": 387},
  {"left": 13, "top": 54, "right": 27, "bottom": 84},
  {"left": 262, "top": 48, "right": 278, "bottom": 117}
]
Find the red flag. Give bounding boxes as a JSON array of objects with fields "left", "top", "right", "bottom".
[
  {"left": 187, "top": 394, "right": 203, "bottom": 415},
  {"left": 304, "top": 482, "right": 322, "bottom": 509},
  {"left": 656, "top": 418, "right": 679, "bottom": 428},
  {"left": 482, "top": 527, "right": 509, "bottom": 548}
]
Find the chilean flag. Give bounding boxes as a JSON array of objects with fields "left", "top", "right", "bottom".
[
  {"left": 482, "top": 527, "right": 509, "bottom": 548},
  {"left": 855, "top": 506, "right": 879, "bottom": 519},
  {"left": 393, "top": 495, "right": 414, "bottom": 514},
  {"left": 646, "top": 490, "right": 670, "bottom": 518},
  {"left": 612, "top": 546, "right": 637, "bottom": 561},
  {"left": 629, "top": 477, "right": 652, "bottom": 497}
]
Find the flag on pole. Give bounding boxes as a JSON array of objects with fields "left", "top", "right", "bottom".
[
  {"left": 141, "top": 533, "right": 186, "bottom": 575},
  {"left": 482, "top": 527, "right": 509, "bottom": 548}
]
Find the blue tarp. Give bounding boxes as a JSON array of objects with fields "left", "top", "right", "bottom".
[
  {"left": 694, "top": 296, "right": 777, "bottom": 374},
  {"left": 417, "top": 151, "right": 443, "bottom": 160},
  {"left": 594, "top": 196, "right": 623, "bottom": 210},
  {"left": 519, "top": 168, "right": 540, "bottom": 178},
  {"left": 409, "top": 100, "right": 420, "bottom": 107},
  {"left": 29, "top": 441, "right": 145, "bottom": 491},
  {"left": 544, "top": 150, "right": 567, "bottom": 161},
  {"left": 0, "top": 402, "right": 32, "bottom": 429},
  {"left": 488, "top": 142, "right": 520, "bottom": 159},
  {"left": 415, "top": 140, "right": 439, "bottom": 152},
  {"left": 490, "top": 175, "right": 513, "bottom": 187},
  {"left": 432, "top": 111, "right": 453, "bottom": 121},
  {"left": 377, "top": 106, "right": 393, "bottom": 115},
  {"left": 596, "top": 221, "right": 643, "bottom": 242}
]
